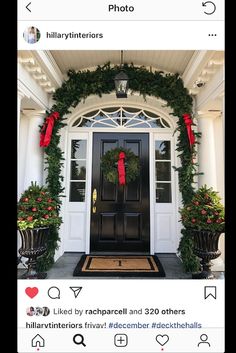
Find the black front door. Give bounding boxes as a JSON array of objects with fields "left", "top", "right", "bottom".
[{"left": 90, "top": 133, "right": 150, "bottom": 253}]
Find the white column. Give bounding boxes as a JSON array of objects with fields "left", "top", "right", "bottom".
[
  {"left": 17, "top": 91, "right": 25, "bottom": 146},
  {"left": 17, "top": 91, "right": 25, "bottom": 199},
  {"left": 23, "top": 110, "right": 46, "bottom": 190},
  {"left": 197, "top": 112, "right": 225, "bottom": 273},
  {"left": 197, "top": 114, "right": 217, "bottom": 189}
]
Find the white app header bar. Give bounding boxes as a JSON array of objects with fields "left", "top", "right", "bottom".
[
  {"left": 18, "top": 0, "right": 224, "bottom": 21},
  {"left": 18, "top": 20, "right": 224, "bottom": 50}
]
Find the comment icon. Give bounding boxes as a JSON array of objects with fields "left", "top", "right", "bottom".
[{"left": 47, "top": 286, "right": 60, "bottom": 299}]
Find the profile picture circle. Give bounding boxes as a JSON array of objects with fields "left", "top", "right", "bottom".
[{"left": 23, "top": 26, "right": 41, "bottom": 44}]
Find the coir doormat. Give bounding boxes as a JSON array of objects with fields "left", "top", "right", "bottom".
[{"left": 73, "top": 255, "right": 165, "bottom": 277}]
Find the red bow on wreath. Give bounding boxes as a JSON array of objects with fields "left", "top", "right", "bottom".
[
  {"left": 40, "top": 112, "right": 60, "bottom": 147},
  {"left": 182, "top": 113, "right": 195, "bottom": 147},
  {"left": 117, "top": 152, "right": 126, "bottom": 185}
]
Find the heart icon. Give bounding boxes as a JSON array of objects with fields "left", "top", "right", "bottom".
[
  {"left": 25, "top": 287, "right": 39, "bottom": 299},
  {"left": 156, "top": 334, "right": 169, "bottom": 346}
]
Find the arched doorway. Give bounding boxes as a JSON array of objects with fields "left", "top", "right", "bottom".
[{"left": 63, "top": 104, "right": 179, "bottom": 255}]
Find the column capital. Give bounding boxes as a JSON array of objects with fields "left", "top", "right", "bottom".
[
  {"left": 22, "top": 110, "right": 46, "bottom": 119},
  {"left": 197, "top": 110, "right": 222, "bottom": 120}
]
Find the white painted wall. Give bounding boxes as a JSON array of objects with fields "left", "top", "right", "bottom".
[{"left": 23, "top": 111, "right": 45, "bottom": 189}]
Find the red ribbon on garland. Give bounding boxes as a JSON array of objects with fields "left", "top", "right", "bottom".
[
  {"left": 183, "top": 113, "right": 195, "bottom": 147},
  {"left": 40, "top": 112, "right": 60, "bottom": 147},
  {"left": 117, "top": 152, "right": 126, "bottom": 185}
]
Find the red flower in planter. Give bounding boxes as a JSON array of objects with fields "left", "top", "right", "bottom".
[
  {"left": 17, "top": 182, "right": 62, "bottom": 231},
  {"left": 179, "top": 185, "right": 225, "bottom": 232}
]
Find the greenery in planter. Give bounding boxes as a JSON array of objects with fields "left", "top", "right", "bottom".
[
  {"left": 17, "top": 182, "right": 62, "bottom": 270},
  {"left": 17, "top": 182, "right": 62, "bottom": 230},
  {"left": 179, "top": 185, "right": 225, "bottom": 233},
  {"left": 40, "top": 62, "right": 201, "bottom": 271}
]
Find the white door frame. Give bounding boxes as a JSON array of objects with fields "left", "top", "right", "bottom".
[{"left": 60, "top": 102, "right": 179, "bottom": 256}]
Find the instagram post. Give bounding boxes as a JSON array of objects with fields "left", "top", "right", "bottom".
[{"left": 17, "top": 1, "right": 224, "bottom": 352}]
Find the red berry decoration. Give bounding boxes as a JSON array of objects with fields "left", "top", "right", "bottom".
[
  {"left": 179, "top": 185, "right": 224, "bottom": 233},
  {"left": 18, "top": 182, "right": 62, "bottom": 232}
]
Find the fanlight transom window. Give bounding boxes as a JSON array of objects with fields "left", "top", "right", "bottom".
[{"left": 72, "top": 107, "right": 170, "bottom": 128}]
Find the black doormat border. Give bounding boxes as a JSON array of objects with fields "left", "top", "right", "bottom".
[{"left": 73, "top": 255, "right": 165, "bottom": 277}]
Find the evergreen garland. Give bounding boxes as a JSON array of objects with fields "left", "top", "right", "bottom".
[{"left": 39, "top": 63, "right": 200, "bottom": 272}]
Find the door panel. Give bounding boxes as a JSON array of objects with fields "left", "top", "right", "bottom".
[
  {"left": 124, "top": 213, "right": 142, "bottom": 241},
  {"left": 90, "top": 133, "right": 149, "bottom": 253}
]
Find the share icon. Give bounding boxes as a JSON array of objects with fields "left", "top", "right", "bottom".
[{"left": 70, "top": 287, "right": 82, "bottom": 298}]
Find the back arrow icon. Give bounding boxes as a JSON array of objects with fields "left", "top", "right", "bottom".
[
  {"left": 26, "top": 2, "right": 31, "bottom": 12},
  {"left": 202, "top": 1, "right": 216, "bottom": 15}
]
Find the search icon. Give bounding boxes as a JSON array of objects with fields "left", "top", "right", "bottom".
[
  {"left": 73, "top": 334, "right": 86, "bottom": 347},
  {"left": 47, "top": 286, "right": 60, "bottom": 299}
]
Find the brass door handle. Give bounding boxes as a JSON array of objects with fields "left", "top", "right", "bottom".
[{"left": 92, "top": 188, "right": 97, "bottom": 213}]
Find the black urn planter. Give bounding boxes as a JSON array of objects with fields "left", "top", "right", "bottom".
[
  {"left": 18, "top": 227, "right": 49, "bottom": 279},
  {"left": 191, "top": 229, "right": 222, "bottom": 279}
]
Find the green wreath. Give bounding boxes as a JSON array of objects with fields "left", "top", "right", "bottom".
[{"left": 101, "top": 147, "right": 140, "bottom": 184}]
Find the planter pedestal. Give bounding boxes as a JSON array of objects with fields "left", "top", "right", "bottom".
[
  {"left": 18, "top": 227, "right": 49, "bottom": 279},
  {"left": 191, "top": 229, "right": 222, "bottom": 279}
]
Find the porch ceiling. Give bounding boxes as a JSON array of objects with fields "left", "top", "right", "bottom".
[{"left": 50, "top": 50, "right": 195, "bottom": 75}]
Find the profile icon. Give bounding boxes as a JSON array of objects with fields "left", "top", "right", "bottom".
[
  {"left": 26, "top": 307, "right": 35, "bottom": 316},
  {"left": 197, "top": 334, "right": 211, "bottom": 347},
  {"left": 23, "top": 26, "right": 41, "bottom": 44},
  {"left": 42, "top": 307, "right": 50, "bottom": 316}
]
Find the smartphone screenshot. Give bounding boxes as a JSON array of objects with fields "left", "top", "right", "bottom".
[{"left": 17, "top": 1, "right": 225, "bottom": 352}]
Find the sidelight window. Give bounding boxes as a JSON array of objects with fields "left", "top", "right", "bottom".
[
  {"left": 69, "top": 140, "right": 87, "bottom": 202},
  {"left": 155, "top": 140, "right": 172, "bottom": 203}
]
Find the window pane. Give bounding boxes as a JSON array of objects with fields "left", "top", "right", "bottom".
[
  {"left": 84, "top": 109, "right": 99, "bottom": 117},
  {"left": 126, "top": 142, "right": 139, "bottom": 156},
  {"left": 156, "top": 162, "right": 171, "bottom": 181},
  {"left": 70, "top": 161, "right": 86, "bottom": 180},
  {"left": 155, "top": 141, "right": 171, "bottom": 160},
  {"left": 103, "top": 141, "right": 118, "bottom": 154},
  {"left": 71, "top": 140, "right": 87, "bottom": 159},
  {"left": 156, "top": 183, "right": 172, "bottom": 203},
  {"left": 70, "top": 182, "right": 86, "bottom": 202},
  {"left": 149, "top": 120, "right": 163, "bottom": 128}
]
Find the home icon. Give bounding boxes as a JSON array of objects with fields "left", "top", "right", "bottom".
[{"left": 31, "top": 334, "right": 45, "bottom": 347}]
